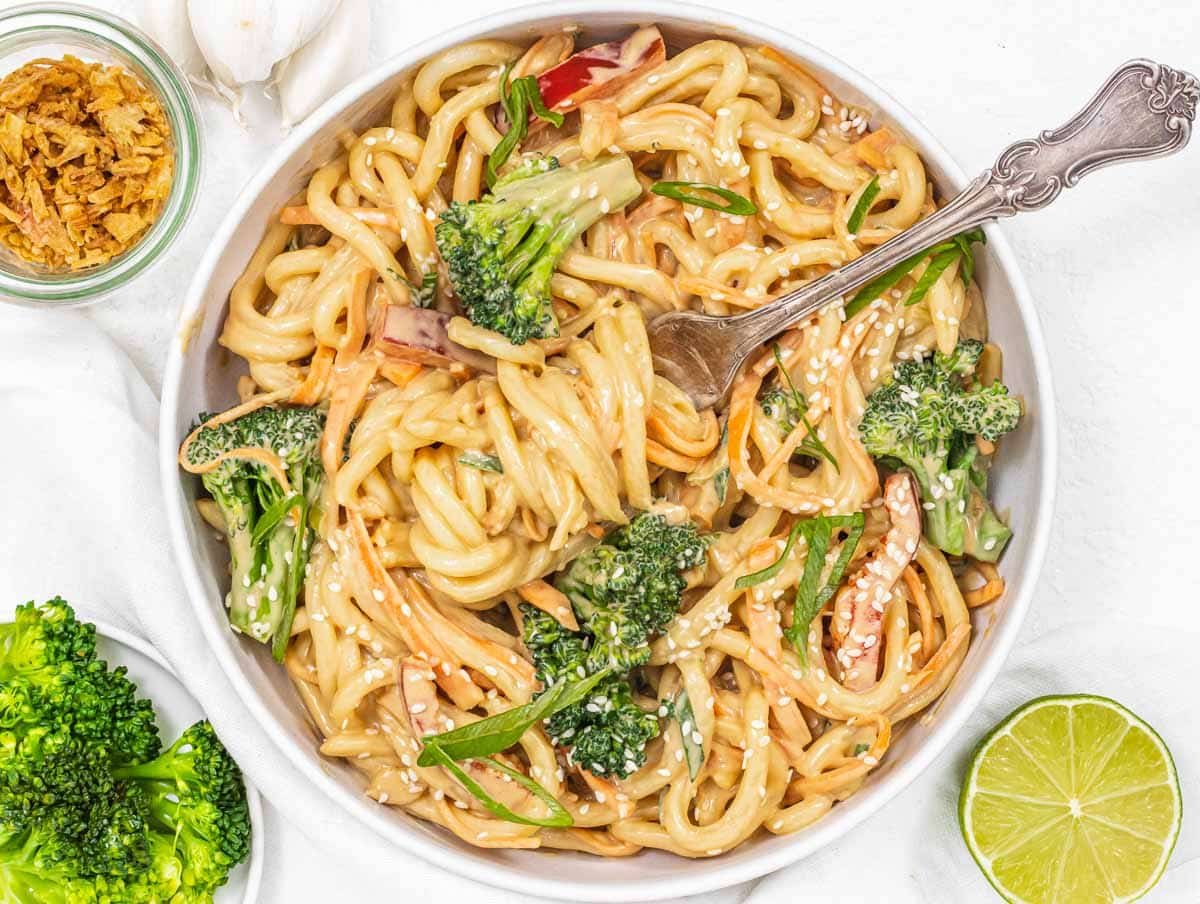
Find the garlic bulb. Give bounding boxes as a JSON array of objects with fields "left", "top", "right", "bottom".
[
  {"left": 278, "top": 0, "right": 370, "bottom": 128},
  {"left": 186, "top": 0, "right": 340, "bottom": 101},
  {"left": 137, "top": 0, "right": 206, "bottom": 80}
]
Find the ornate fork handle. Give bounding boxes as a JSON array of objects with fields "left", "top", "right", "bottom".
[{"left": 717, "top": 59, "right": 1199, "bottom": 361}]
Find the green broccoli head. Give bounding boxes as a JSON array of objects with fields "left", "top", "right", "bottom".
[
  {"left": 186, "top": 406, "right": 326, "bottom": 660},
  {"left": 557, "top": 514, "right": 707, "bottom": 673},
  {"left": 0, "top": 818, "right": 98, "bottom": 904},
  {"left": 0, "top": 601, "right": 159, "bottom": 836},
  {"left": 520, "top": 605, "right": 588, "bottom": 686},
  {"left": 113, "top": 720, "right": 251, "bottom": 895},
  {"left": 544, "top": 675, "right": 660, "bottom": 779},
  {"left": 0, "top": 599, "right": 95, "bottom": 686},
  {"left": 520, "top": 513, "right": 707, "bottom": 778},
  {"left": 435, "top": 155, "right": 642, "bottom": 344},
  {"left": 859, "top": 340, "right": 1021, "bottom": 560}
]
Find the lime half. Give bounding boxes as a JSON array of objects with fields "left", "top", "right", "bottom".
[{"left": 960, "top": 695, "right": 1182, "bottom": 903}]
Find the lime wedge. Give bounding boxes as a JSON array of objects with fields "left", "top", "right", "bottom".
[{"left": 960, "top": 695, "right": 1182, "bottom": 903}]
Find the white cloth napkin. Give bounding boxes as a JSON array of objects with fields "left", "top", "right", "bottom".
[
  {"left": 2, "top": 303, "right": 1196, "bottom": 903},
  {"left": 0, "top": 304, "right": 514, "bottom": 901}
]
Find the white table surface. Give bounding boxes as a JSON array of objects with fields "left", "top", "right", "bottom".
[{"left": 5, "top": 0, "right": 1198, "bottom": 900}]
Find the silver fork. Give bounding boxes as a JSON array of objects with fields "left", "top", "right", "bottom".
[{"left": 647, "top": 59, "right": 1198, "bottom": 409}]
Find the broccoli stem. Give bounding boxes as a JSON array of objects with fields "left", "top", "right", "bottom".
[{"left": 912, "top": 462, "right": 969, "bottom": 557}]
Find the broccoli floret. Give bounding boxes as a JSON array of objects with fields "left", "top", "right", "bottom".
[
  {"left": 544, "top": 676, "right": 660, "bottom": 779},
  {"left": 858, "top": 340, "right": 1021, "bottom": 560},
  {"left": 114, "top": 721, "right": 251, "bottom": 897},
  {"left": 0, "top": 601, "right": 159, "bottom": 835},
  {"left": 186, "top": 406, "right": 325, "bottom": 660},
  {"left": 0, "top": 820, "right": 96, "bottom": 904},
  {"left": 522, "top": 514, "right": 708, "bottom": 778},
  {"left": 0, "top": 603, "right": 248, "bottom": 901},
  {"left": 557, "top": 514, "right": 708, "bottom": 673},
  {"left": 436, "top": 155, "right": 642, "bottom": 344}
]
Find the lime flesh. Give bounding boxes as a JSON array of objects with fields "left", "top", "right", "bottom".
[{"left": 960, "top": 695, "right": 1182, "bottom": 903}]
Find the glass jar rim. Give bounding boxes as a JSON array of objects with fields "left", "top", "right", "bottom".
[{"left": 0, "top": 2, "right": 203, "bottom": 306}]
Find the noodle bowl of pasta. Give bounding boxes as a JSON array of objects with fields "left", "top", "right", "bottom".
[{"left": 160, "top": 3, "right": 1056, "bottom": 898}]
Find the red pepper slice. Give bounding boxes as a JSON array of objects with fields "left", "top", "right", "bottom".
[{"left": 535, "top": 26, "right": 666, "bottom": 114}]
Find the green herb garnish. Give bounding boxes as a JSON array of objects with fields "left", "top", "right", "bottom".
[
  {"left": 784, "top": 513, "right": 865, "bottom": 663},
  {"left": 852, "top": 742, "right": 870, "bottom": 756},
  {"left": 713, "top": 467, "right": 729, "bottom": 505},
  {"left": 846, "top": 176, "right": 880, "bottom": 234},
  {"left": 733, "top": 513, "right": 866, "bottom": 665},
  {"left": 486, "top": 65, "right": 564, "bottom": 188},
  {"left": 844, "top": 228, "right": 985, "bottom": 318},
  {"left": 769, "top": 343, "right": 839, "bottom": 471},
  {"left": 419, "top": 744, "right": 573, "bottom": 827},
  {"left": 650, "top": 181, "right": 757, "bottom": 216},
  {"left": 411, "top": 271, "right": 438, "bottom": 308},
  {"left": 416, "top": 670, "right": 611, "bottom": 765},
  {"left": 674, "top": 689, "right": 704, "bottom": 780},
  {"left": 458, "top": 451, "right": 504, "bottom": 473}
]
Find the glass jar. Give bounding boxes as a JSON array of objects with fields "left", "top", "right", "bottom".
[{"left": 0, "top": 3, "right": 202, "bottom": 306}]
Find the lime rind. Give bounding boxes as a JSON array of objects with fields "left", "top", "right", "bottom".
[{"left": 959, "top": 694, "right": 1182, "bottom": 904}]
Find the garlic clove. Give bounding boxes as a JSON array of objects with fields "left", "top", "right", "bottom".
[
  {"left": 186, "top": 0, "right": 341, "bottom": 97},
  {"left": 137, "top": 0, "right": 206, "bottom": 79},
  {"left": 278, "top": 0, "right": 370, "bottom": 129}
]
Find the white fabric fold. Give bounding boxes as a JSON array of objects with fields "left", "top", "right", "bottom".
[{"left": 0, "top": 304, "right": 504, "bottom": 901}]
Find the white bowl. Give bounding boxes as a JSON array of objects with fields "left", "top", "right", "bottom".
[{"left": 159, "top": 3, "right": 1057, "bottom": 899}]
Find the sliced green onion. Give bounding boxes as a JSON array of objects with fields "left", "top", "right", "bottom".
[
  {"left": 784, "top": 513, "right": 865, "bottom": 664},
  {"left": 843, "top": 229, "right": 986, "bottom": 318},
  {"left": 486, "top": 65, "right": 563, "bottom": 188},
  {"left": 458, "top": 451, "right": 503, "bottom": 474},
  {"left": 650, "top": 181, "right": 757, "bottom": 216},
  {"left": 411, "top": 271, "right": 438, "bottom": 308},
  {"left": 674, "top": 690, "right": 704, "bottom": 779},
  {"left": 250, "top": 493, "right": 304, "bottom": 546},
  {"left": 735, "top": 519, "right": 805, "bottom": 590},
  {"left": 416, "top": 669, "right": 610, "bottom": 764},
  {"left": 904, "top": 246, "right": 961, "bottom": 307},
  {"left": 713, "top": 468, "right": 729, "bottom": 505},
  {"left": 846, "top": 176, "right": 880, "bottom": 234},
  {"left": 771, "top": 343, "right": 839, "bottom": 472},
  {"left": 420, "top": 745, "right": 573, "bottom": 827}
]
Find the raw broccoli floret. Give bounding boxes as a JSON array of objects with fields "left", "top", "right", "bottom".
[
  {"left": 858, "top": 340, "right": 1021, "bottom": 560},
  {"left": 186, "top": 405, "right": 325, "bottom": 660},
  {"left": 0, "top": 601, "right": 159, "bottom": 834},
  {"left": 114, "top": 721, "right": 251, "bottom": 897},
  {"left": 0, "top": 819, "right": 97, "bottom": 904},
  {"left": 0, "top": 602, "right": 249, "bottom": 902},
  {"left": 435, "top": 155, "right": 642, "bottom": 344},
  {"left": 522, "top": 514, "right": 708, "bottom": 778}
]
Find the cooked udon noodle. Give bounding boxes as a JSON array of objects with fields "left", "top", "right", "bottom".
[{"left": 202, "top": 28, "right": 1010, "bottom": 857}]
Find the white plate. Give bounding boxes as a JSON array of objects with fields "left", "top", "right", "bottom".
[
  {"left": 91, "top": 620, "right": 265, "bottom": 904},
  {"left": 159, "top": 3, "right": 1057, "bottom": 900}
]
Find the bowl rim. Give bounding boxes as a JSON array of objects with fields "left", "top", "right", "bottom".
[{"left": 158, "top": 2, "right": 1058, "bottom": 899}]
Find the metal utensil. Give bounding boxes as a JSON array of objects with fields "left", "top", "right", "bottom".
[{"left": 648, "top": 59, "right": 1198, "bottom": 409}]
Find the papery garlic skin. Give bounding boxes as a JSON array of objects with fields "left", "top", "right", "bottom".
[
  {"left": 138, "top": 0, "right": 206, "bottom": 79},
  {"left": 186, "top": 0, "right": 340, "bottom": 98},
  {"left": 278, "top": 0, "right": 370, "bottom": 129}
]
